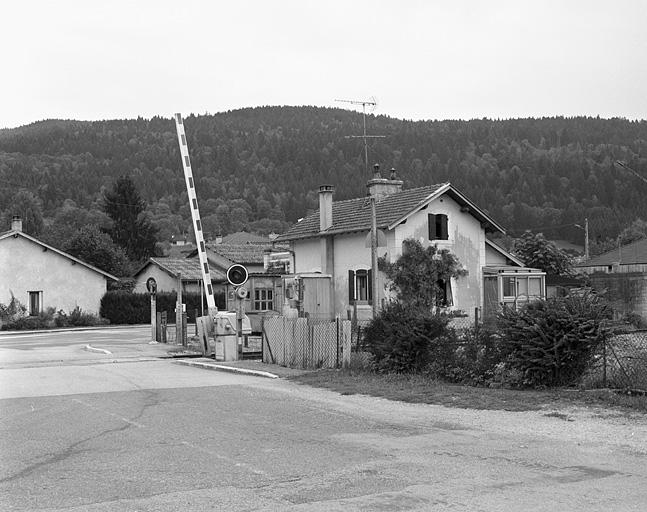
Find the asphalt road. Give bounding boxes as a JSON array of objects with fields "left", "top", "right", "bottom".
[{"left": 0, "top": 328, "right": 646, "bottom": 511}]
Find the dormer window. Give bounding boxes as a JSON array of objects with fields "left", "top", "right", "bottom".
[{"left": 428, "top": 214, "right": 448, "bottom": 240}]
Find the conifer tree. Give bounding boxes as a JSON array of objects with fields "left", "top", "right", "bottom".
[{"left": 102, "top": 175, "right": 158, "bottom": 261}]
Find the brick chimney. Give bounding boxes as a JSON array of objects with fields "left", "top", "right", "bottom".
[
  {"left": 319, "top": 185, "right": 334, "bottom": 231},
  {"left": 367, "top": 164, "right": 403, "bottom": 200},
  {"left": 11, "top": 215, "right": 22, "bottom": 232}
]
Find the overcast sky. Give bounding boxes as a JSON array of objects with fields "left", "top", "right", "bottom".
[{"left": 3, "top": 0, "right": 646, "bottom": 129}]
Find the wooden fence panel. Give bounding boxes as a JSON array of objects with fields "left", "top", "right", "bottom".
[{"left": 262, "top": 316, "right": 348, "bottom": 370}]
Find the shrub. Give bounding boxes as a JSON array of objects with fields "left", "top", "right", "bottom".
[
  {"left": 363, "top": 302, "right": 452, "bottom": 373},
  {"left": 100, "top": 290, "right": 226, "bottom": 325},
  {"left": 428, "top": 325, "right": 503, "bottom": 385},
  {"left": 1, "top": 304, "right": 107, "bottom": 331},
  {"left": 55, "top": 307, "right": 109, "bottom": 327},
  {"left": 0, "top": 294, "right": 27, "bottom": 328},
  {"left": 496, "top": 291, "right": 612, "bottom": 387}
]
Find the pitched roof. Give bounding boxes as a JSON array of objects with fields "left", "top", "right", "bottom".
[
  {"left": 135, "top": 257, "right": 227, "bottom": 281},
  {"left": 276, "top": 183, "right": 505, "bottom": 242},
  {"left": 576, "top": 237, "right": 647, "bottom": 267},
  {"left": 221, "top": 232, "right": 270, "bottom": 244},
  {"left": 485, "top": 238, "right": 525, "bottom": 267},
  {"left": 0, "top": 229, "right": 118, "bottom": 281},
  {"left": 207, "top": 243, "right": 267, "bottom": 265}
]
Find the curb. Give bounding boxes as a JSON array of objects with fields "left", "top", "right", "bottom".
[
  {"left": 0, "top": 325, "right": 150, "bottom": 336},
  {"left": 173, "top": 360, "right": 279, "bottom": 379}
]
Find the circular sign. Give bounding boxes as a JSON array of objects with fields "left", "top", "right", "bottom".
[
  {"left": 226, "top": 264, "right": 248, "bottom": 287},
  {"left": 236, "top": 286, "right": 249, "bottom": 299},
  {"left": 146, "top": 277, "right": 157, "bottom": 294}
]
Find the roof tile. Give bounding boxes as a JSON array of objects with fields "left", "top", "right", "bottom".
[{"left": 277, "top": 184, "right": 447, "bottom": 241}]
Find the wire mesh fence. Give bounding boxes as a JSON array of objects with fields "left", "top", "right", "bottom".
[
  {"left": 262, "top": 316, "right": 351, "bottom": 369},
  {"left": 585, "top": 330, "right": 647, "bottom": 391}
]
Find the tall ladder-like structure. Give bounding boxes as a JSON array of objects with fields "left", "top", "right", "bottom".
[{"left": 173, "top": 113, "right": 218, "bottom": 319}]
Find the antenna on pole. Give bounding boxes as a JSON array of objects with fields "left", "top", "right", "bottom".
[{"left": 335, "top": 97, "right": 385, "bottom": 176}]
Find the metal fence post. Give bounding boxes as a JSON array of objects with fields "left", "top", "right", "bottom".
[{"left": 603, "top": 336, "right": 607, "bottom": 388}]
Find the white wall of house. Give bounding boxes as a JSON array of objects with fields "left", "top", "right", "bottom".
[
  {"left": 293, "top": 238, "right": 322, "bottom": 273},
  {"left": 0, "top": 236, "right": 109, "bottom": 315},
  {"left": 390, "top": 195, "right": 485, "bottom": 319},
  {"left": 485, "top": 244, "right": 509, "bottom": 265},
  {"left": 332, "top": 233, "right": 373, "bottom": 319}
]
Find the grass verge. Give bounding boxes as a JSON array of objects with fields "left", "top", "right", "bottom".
[{"left": 289, "top": 369, "right": 647, "bottom": 413}]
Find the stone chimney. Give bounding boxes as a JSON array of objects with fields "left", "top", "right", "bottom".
[
  {"left": 11, "top": 215, "right": 22, "bottom": 232},
  {"left": 367, "top": 164, "right": 403, "bottom": 200},
  {"left": 319, "top": 184, "right": 335, "bottom": 231}
]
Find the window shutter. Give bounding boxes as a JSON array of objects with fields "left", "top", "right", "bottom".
[
  {"left": 428, "top": 214, "right": 437, "bottom": 240},
  {"left": 367, "top": 269, "right": 373, "bottom": 302},
  {"left": 439, "top": 214, "right": 448, "bottom": 240},
  {"left": 348, "top": 270, "right": 355, "bottom": 303}
]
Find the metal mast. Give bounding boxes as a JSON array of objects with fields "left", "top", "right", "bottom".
[
  {"left": 335, "top": 98, "right": 385, "bottom": 318},
  {"left": 173, "top": 113, "right": 218, "bottom": 318},
  {"left": 335, "top": 98, "right": 385, "bottom": 176}
]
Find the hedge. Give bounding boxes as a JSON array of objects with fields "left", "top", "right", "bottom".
[{"left": 100, "top": 290, "right": 226, "bottom": 325}]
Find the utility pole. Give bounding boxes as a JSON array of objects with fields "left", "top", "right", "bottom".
[
  {"left": 336, "top": 99, "right": 386, "bottom": 318},
  {"left": 575, "top": 218, "right": 590, "bottom": 260},
  {"left": 370, "top": 181, "right": 378, "bottom": 319},
  {"left": 584, "top": 217, "right": 589, "bottom": 261}
]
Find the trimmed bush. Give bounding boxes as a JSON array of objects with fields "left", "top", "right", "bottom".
[
  {"left": 363, "top": 302, "right": 452, "bottom": 373},
  {"left": 100, "top": 290, "right": 226, "bottom": 325},
  {"left": 496, "top": 291, "right": 612, "bottom": 387},
  {"left": 0, "top": 303, "right": 107, "bottom": 331}
]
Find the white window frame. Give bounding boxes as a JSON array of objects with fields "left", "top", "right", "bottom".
[{"left": 253, "top": 288, "right": 274, "bottom": 311}]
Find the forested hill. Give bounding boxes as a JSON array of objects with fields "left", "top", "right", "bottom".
[{"left": 1, "top": 106, "right": 646, "bottom": 247}]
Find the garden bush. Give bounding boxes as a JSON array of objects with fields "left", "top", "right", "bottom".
[
  {"left": 0, "top": 301, "right": 107, "bottom": 331},
  {"left": 428, "top": 325, "right": 503, "bottom": 385},
  {"left": 496, "top": 291, "right": 612, "bottom": 387},
  {"left": 363, "top": 302, "right": 452, "bottom": 373},
  {"left": 100, "top": 290, "right": 226, "bottom": 324}
]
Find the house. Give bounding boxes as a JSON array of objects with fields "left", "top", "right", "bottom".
[
  {"left": 576, "top": 238, "right": 647, "bottom": 275},
  {"left": 576, "top": 238, "right": 647, "bottom": 320},
  {"left": 275, "top": 167, "right": 545, "bottom": 321},
  {"left": 132, "top": 257, "right": 226, "bottom": 295},
  {"left": 0, "top": 216, "right": 117, "bottom": 316}
]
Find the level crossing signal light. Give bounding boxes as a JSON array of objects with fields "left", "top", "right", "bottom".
[{"left": 226, "top": 264, "right": 248, "bottom": 287}]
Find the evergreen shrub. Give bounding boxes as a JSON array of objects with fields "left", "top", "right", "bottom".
[
  {"left": 363, "top": 302, "right": 452, "bottom": 373},
  {"left": 496, "top": 291, "right": 612, "bottom": 387},
  {"left": 100, "top": 290, "right": 225, "bottom": 324}
]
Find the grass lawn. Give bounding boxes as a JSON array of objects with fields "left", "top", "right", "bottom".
[{"left": 289, "top": 369, "right": 647, "bottom": 414}]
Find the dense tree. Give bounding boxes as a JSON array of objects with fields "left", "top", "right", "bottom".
[
  {"left": 379, "top": 238, "right": 468, "bottom": 311},
  {"left": 40, "top": 200, "right": 109, "bottom": 249},
  {"left": 512, "top": 231, "right": 573, "bottom": 275},
  {"left": 62, "top": 225, "right": 131, "bottom": 276},
  {"left": 1, "top": 189, "right": 44, "bottom": 236},
  {"left": 1, "top": 109, "right": 646, "bottom": 250},
  {"left": 102, "top": 175, "right": 159, "bottom": 261}
]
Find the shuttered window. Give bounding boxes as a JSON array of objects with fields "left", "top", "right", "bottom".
[
  {"left": 428, "top": 214, "right": 448, "bottom": 240},
  {"left": 348, "top": 269, "right": 373, "bottom": 304}
]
